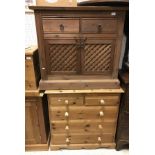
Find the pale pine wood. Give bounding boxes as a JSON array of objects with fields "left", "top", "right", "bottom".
[
  {"left": 51, "top": 133, "right": 115, "bottom": 145},
  {"left": 51, "top": 119, "right": 117, "bottom": 134},
  {"left": 45, "top": 88, "right": 124, "bottom": 94},
  {"left": 49, "top": 105, "right": 119, "bottom": 121},
  {"left": 25, "top": 134, "right": 50, "bottom": 151},
  {"left": 50, "top": 143, "right": 116, "bottom": 150}
]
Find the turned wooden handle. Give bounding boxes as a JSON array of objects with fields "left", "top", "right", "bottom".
[
  {"left": 98, "top": 124, "right": 103, "bottom": 129},
  {"left": 65, "top": 100, "right": 69, "bottom": 104},
  {"left": 65, "top": 112, "right": 69, "bottom": 117},
  {"left": 100, "top": 99, "right": 105, "bottom": 105},
  {"left": 65, "top": 125, "right": 69, "bottom": 130},
  {"left": 66, "top": 138, "right": 70, "bottom": 144},
  {"left": 99, "top": 111, "right": 104, "bottom": 117},
  {"left": 98, "top": 137, "right": 102, "bottom": 142}
]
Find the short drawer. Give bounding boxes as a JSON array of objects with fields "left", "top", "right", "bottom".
[
  {"left": 42, "top": 18, "right": 79, "bottom": 33},
  {"left": 52, "top": 133, "right": 115, "bottom": 145},
  {"left": 48, "top": 94, "right": 84, "bottom": 106},
  {"left": 49, "top": 106, "right": 118, "bottom": 121},
  {"left": 85, "top": 94, "right": 120, "bottom": 106},
  {"left": 51, "top": 119, "right": 116, "bottom": 134},
  {"left": 81, "top": 18, "right": 117, "bottom": 33}
]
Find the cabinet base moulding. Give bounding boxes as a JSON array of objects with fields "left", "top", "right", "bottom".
[
  {"left": 50, "top": 143, "right": 116, "bottom": 150},
  {"left": 25, "top": 134, "right": 50, "bottom": 151}
]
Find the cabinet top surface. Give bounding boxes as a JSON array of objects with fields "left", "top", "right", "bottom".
[
  {"left": 29, "top": 6, "right": 128, "bottom": 11},
  {"left": 25, "top": 46, "right": 38, "bottom": 56}
]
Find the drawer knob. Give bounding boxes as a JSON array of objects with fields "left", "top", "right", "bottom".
[
  {"left": 111, "top": 12, "right": 116, "bottom": 16},
  {"left": 60, "top": 24, "right": 64, "bottom": 31},
  {"left": 65, "top": 125, "right": 69, "bottom": 130},
  {"left": 98, "top": 137, "right": 102, "bottom": 142},
  {"left": 65, "top": 112, "right": 69, "bottom": 117},
  {"left": 97, "top": 24, "right": 102, "bottom": 33},
  {"left": 100, "top": 99, "right": 105, "bottom": 105},
  {"left": 99, "top": 111, "right": 104, "bottom": 117},
  {"left": 65, "top": 100, "right": 69, "bottom": 104},
  {"left": 66, "top": 138, "right": 70, "bottom": 144},
  {"left": 98, "top": 124, "right": 103, "bottom": 129}
]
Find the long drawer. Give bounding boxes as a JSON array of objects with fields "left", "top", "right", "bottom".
[
  {"left": 49, "top": 106, "right": 118, "bottom": 120},
  {"left": 51, "top": 119, "right": 116, "bottom": 134},
  {"left": 51, "top": 133, "right": 115, "bottom": 145}
]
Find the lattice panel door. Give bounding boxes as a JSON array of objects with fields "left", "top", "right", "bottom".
[
  {"left": 82, "top": 39, "right": 114, "bottom": 75},
  {"left": 46, "top": 40, "right": 79, "bottom": 74}
]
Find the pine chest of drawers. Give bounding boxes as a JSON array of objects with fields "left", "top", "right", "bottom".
[
  {"left": 46, "top": 89, "right": 123, "bottom": 150},
  {"left": 29, "top": 6, "right": 128, "bottom": 90}
]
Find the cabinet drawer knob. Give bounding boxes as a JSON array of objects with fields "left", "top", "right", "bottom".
[
  {"left": 111, "top": 12, "right": 116, "bottom": 16},
  {"left": 66, "top": 138, "right": 70, "bottom": 144},
  {"left": 100, "top": 99, "right": 105, "bottom": 105},
  {"left": 65, "top": 125, "right": 69, "bottom": 130},
  {"left": 98, "top": 137, "right": 102, "bottom": 142},
  {"left": 65, "top": 112, "right": 69, "bottom": 117},
  {"left": 65, "top": 100, "right": 69, "bottom": 104},
  {"left": 99, "top": 111, "right": 104, "bottom": 116},
  {"left": 97, "top": 24, "right": 102, "bottom": 33},
  {"left": 98, "top": 124, "right": 103, "bottom": 129},
  {"left": 60, "top": 24, "right": 64, "bottom": 31}
]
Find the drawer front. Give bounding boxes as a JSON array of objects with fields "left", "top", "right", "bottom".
[
  {"left": 51, "top": 120, "right": 116, "bottom": 134},
  {"left": 81, "top": 18, "right": 117, "bottom": 33},
  {"left": 52, "top": 133, "right": 114, "bottom": 145},
  {"left": 85, "top": 94, "right": 120, "bottom": 106},
  {"left": 49, "top": 106, "right": 118, "bottom": 121},
  {"left": 48, "top": 94, "right": 84, "bottom": 106},
  {"left": 42, "top": 18, "right": 79, "bottom": 33}
]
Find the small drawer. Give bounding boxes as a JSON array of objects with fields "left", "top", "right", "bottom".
[
  {"left": 52, "top": 133, "right": 115, "bottom": 145},
  {"left": 48, "top": 94, "right": 84, "bottom": 106},
  {"left": 42, "top": 18, "right": 79, "bottom": 33},
  {"left": 51, "top": 119, "right": 116, "bottom": 134},
  {"left": 81, "top": 18, "right": 117, "bottom": 34},
  {"left": 85, "top": 94, "right": 120, "bottom": 106},
  {"left": 49, "top": 106, "right": 118, "bottom": 121}
]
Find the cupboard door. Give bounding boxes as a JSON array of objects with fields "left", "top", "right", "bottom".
[
  {"left": 45, "top": 39, "right": 80, "bottom": 75},
  {"left": 82, "top": 39, "right": 115, "bottom": 75},
  {"left": 25, "top": 101, "right": 41, "bottom": 144}
]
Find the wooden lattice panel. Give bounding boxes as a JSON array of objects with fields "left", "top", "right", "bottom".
[
  {"left": 84, "top": 44, "right": 112, "bottom": 73},
  {"left": 48, "top": 44, "right": 77, "bottom": 73}
]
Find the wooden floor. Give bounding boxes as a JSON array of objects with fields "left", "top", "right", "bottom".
[{"left": 25, "top": 148, "right": 129, "bottom": 155}]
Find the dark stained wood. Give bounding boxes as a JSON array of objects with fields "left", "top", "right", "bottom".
[
  {"left": 116, "top": 71, "right": 129, "bottom": 150},
  {"left": 29, "top": 6, "right": 127, "bottom": 90},
  {"left": 29, "top": 6, "right": 128, "bottom": 11}
]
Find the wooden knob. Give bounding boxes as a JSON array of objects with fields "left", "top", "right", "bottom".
[
  {"left": 100, "top": 99, "right": 105, "bottom": 105},
  {"left": 65, "top": 112, "right": 69, "bottom": 117},
  {"left": 60, "top": 24, "right": 64, "bottom": 31},
  {"left": 99, "top": 111, "right": 104, "bottom": 117},
  {"left": 111, "top": 12, "right": 116, "bottom": 16},
  {"left": 65, "top": 125, "right": 69, "bottom": 130},
  {"left": 98, "top": 124, "right": 103, "bottom": 129},
  {"left": 98, "top": 137, "right": 102, "bottom": 142},
  {"left": 65, "top": 100, "right": 69, "bottom": 104},
  {"left": 66, "top": 138, "right": 70, "bottom": 144}
]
